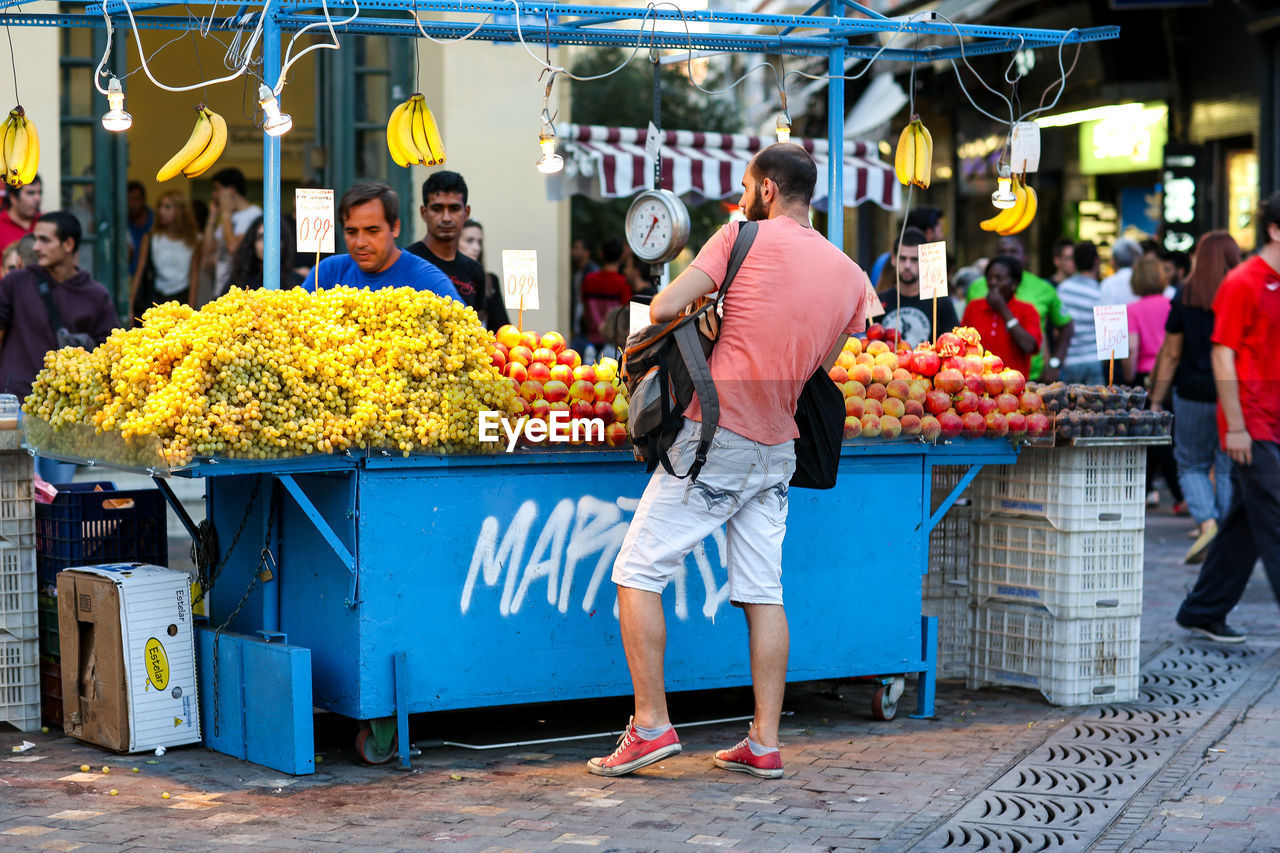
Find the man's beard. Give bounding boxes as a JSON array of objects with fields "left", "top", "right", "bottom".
[
  {"left": 745, "top": 185, "right": 768, "bottom": 221},
  {"left": 899, "top": 271, "right": 918, "bottom": 286}
]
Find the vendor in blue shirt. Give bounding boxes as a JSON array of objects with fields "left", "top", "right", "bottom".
[{"left": 301, "top": 182, "right": 461, "bottom": 301}]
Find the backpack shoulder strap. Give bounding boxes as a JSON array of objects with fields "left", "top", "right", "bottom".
[
  {"left": 713, "top": 220, "right": 758, "bottom": 306},
  {"left": 33, "top": 274, "right": 65, "bottom": 335}
]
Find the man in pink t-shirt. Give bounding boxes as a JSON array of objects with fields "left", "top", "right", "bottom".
[{"left": 588, "top": 144, "right": 868, "bottom": 780}]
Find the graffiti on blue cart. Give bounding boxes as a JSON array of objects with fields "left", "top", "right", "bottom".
[{"left": 462, "top": 495, "right": 732, "bottom": 622}]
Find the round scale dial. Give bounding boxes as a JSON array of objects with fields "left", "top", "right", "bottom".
[{"left": 625, "top": 189, "right": 691, "bottom": 264}]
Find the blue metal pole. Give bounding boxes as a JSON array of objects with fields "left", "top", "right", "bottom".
[
  {"left": 826, "top": 1, "right": 845, "bottom": 249},
  {"left": 263, "top": 10, "right": 282, "bottom": 291}
]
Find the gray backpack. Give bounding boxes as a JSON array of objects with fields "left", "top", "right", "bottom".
[{"left": 621, "top": 222, "right": 757, "bottom": 481}]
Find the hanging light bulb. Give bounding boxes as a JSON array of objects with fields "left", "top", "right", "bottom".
[
  {"left": 775, "top": 111, "right": 792, "bottom": 144},
  {"left": 535, "top": 72, "right": 564, "bottom": 175},
  {"left": 101, "top": 76, "right": 132, "bottom": 132},
  {"left": 536, "top": 128, "right": 563, "bottom": 175},
  {"left": 258, "top": 84, "right": 293, "bottom": 137},
  {"left": 991, "top": 163, "right": 1017, "bottom": 209}
]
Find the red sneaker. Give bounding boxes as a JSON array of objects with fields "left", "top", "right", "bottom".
[
  {"left": 587, "top": 718, "right": 681, "bottom": 777},
  {"left": 714, "top": 737, "right": 783, "bottom": 779}
]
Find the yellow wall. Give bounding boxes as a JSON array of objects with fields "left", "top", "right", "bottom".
[
  {"left": 411, "top": 39, "right": 572, "bottom": 336},
  {"left": 9, "top": 2, "right": 60, "bottom": 213}
]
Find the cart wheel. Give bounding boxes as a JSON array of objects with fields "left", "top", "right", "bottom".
[
  {"left": 871, "top": 685, "right": 898, "bottom": 721},
  {"left": 355, "top": 724, "right": 398, "bottom": 765}
]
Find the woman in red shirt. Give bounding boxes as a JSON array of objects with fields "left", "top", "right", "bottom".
[{"left": 960, "top": 255, "right": 1042, "bottom": 376}]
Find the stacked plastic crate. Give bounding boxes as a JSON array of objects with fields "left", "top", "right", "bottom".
[
  {"left": 34, "top": 481, "right": 170, "bottom": 727},
  {"left": 924, "top": 466, "right": 973, "bottom": 679},
  {"left": 0, "top": 433, "right": 39, "bottom": 731},
  {"left": 967, "top": 446, "right": 1145, "bottom": 705}
]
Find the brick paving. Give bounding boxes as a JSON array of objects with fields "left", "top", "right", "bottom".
[{"left": 3, "top": 497, "right": 1277, "bottom": 852}]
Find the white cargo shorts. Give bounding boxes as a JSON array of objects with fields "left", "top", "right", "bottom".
[{"left": 613, "top": 418, "right": 797, "bottom": 606}]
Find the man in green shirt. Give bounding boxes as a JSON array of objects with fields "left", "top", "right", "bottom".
[{"left": 966, "top": 236, "right": 1074, "bottom": 380}]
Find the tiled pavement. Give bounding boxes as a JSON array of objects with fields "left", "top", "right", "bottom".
[{"left": 3, "top": 499, "right": 1277, "bottom": 852}]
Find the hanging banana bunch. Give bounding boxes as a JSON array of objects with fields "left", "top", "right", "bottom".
[
  {"left": 0, "top": 106, "right": 40, "bottom": 189},
  {"left": 893, "top": 116, "right": 933, "bottom": 189},
  {"left": 979, "top": 175, "right": 1038, "bottom": 236},
  {"left": 386, "top": 93, "right": 446, "bottom": 168},
  {"left": 156, "top": 105, "right": 228, "bottom": 182}
]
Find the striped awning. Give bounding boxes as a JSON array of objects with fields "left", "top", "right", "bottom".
[{"left": 551, "top": 123, "right": 900, "bottom": 210}]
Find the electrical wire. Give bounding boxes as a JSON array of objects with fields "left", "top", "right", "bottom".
[
  {"left": 1017, "top": 30, "right": 1081, "bottom": 124},
  {"left": 4, "top": 0, "right": 20, "bottom": 104},
  {"left": 116, "top": 0, "right": 268, "bottom": 93},
  {"left": 782, "top": 11, "right": 932, "bottom": 87},
  {"left": 275, "top": 0, "right": 361, "bottom": 96},
  {"left": 408, "top": 0, "right": 493, "bottom": 45},
  {"left": 509, "top": 0, "right": 661, "bottom": 81}
]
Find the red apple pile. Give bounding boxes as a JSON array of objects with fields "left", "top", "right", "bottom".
[
  {"left": 492, "top": 325, "right": 630, "bottom": 447},
  {"left": 831, "top": 327, "right": 1051, "bottom": 442}
]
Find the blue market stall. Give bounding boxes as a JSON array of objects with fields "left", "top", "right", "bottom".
[
  {"left": 174, "top": 439, "right": 1014, "bottom": 774},
  {"left": 9, "top": 1, "right": 1117, "bottom": 774}
]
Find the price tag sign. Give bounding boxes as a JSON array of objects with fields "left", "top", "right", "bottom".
[
  {"left": 295, "top": 188, "right": 335, "bottom": 254},
  {"left": 1010, "top": 121, "right": 1041, "bottom": 173},
  {"left": 1093, "top": 304, "right": 1130, "bottom": 360},
  {"left": 917, "top": 240, "right": 948, "bottom": 300},
  {"left": 865, "top": 276, "right": 885, "bottom": 318},
  {"left": 629, "top": 301, "right": 650, "bottom": 339},
  {"left": 501, "top": 249, "right": 540, "bottom": 310}
]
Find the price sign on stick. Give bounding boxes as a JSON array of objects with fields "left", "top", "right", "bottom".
[
  {"left": 865, "top": 275, "right": 885, "bottom": 319},
  {"left": 1093, "top": 305, "right": 1130, "bottom": 361},
  {"left": 628, "top": 301, "right": 650, "bottom": 339},
  {"left": 295, "top": 188, "right": 335, "bottom": 254},
  {"left": 917, "top": 241, "right": 948, "bottom": 300},
  {"left": 501, "top": 249, "right": 540, "bottom": 312}
]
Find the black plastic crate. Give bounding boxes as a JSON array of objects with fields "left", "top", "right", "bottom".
[{"left": 35, "top": 482, "right": 168, "bottom": 587}]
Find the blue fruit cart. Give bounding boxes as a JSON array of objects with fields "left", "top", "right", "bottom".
[{"left": 156, "top": 438, "right": 1015, "bottom": 774}]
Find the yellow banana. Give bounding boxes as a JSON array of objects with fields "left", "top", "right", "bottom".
[
  {"left": 979, "top": 176, "right": 1026, "bottom": 233},
  {"left": 1000, "top": 183, "right": 1038, "bottom": 236},
  {"left": 912, "top": 119, "right": 932, "bottom": 188},
  {"left": 418, "top": 102, "right": 446, "bottom": 165},
  {"left": 894, "top": 121, "right": 914, "bottom": 186},
  {"left": 397, "top": 97, "right": 422, "bottom": 165},
  {"left": 17, "top": 115, "right": 39, "bottom": 187},
  {"left": 7, "top": 113, "right": 28, "bottom": 187},
  {"left": 409, "top": 96, "right": 434, "bottom": 166},
  {"left": 183, "top": 108, "right": 228, "bottom": 178},
  {"left": 157, "top": 108, "right": 213, "bottom": 182},
  {"left": 386, "top": 99, "right": 414, "bottom": 168},
  {"left": 0, "top": 114, "right": 15, "bottom": 179}
]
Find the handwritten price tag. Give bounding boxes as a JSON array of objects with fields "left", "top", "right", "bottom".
[
  {"left": 295, "top": 188, "right": 335, "bottom": 254},
  {"left": 1093, "top": 304, "right": 1130, "bottom": 361},
  {"left": 917, "top": 240, "right": 948, "bottom": 300},
  {"left": 501, "top": 249, "right": 540, "bottom": 310},
  {"left": 865, "top": 275, "right": 885, "bottom": 319}
]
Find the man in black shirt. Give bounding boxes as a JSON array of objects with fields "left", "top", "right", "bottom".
[
  {"left": 407, "top": 171, "right": 486, "bottom": 311},
  {"left": 879, "top": 226, "right": 959, "bottom": 346}
]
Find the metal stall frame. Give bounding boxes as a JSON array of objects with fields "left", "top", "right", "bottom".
[
  {"left": 9, "top": 2, "right": 1117, "bottom": 773},
  {"left": 3, "top": 0, "right": 1118, "bottom": 287}
]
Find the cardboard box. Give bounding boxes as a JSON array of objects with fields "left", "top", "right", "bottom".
[{"left": 58, "top": 564, "right": 200, "bottom": 752}]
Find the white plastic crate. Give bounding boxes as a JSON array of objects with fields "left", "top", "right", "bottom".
[
  {"left": 967, "top": 602, "right": 1140, "bottom": 706},
  {"left": 0, "top": 634, "right": 39, "bottom": 731},
  {"left": 931, "top": 465, "right": 972, "bottom": 512},
  {"left": 923, "top": 592, "right": 970, "bottom": 678},
  {"left": 973, "top": 446, "right": 1146, "bottom": 531},
  {"left": 927, "top": 504, "right": 971, "bottom": 594},
  {"left": 0, "top": 544, "right": 36, "bottom": 640},
  {"left": 0, "top": 451, "right": 35, "bottom": 550},
  {"left": 971, "top": 517, "right": 1144, "bottom": 619}
]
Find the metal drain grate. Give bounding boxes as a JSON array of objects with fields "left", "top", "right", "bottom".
[{"left": 910, "top": 642, "right": 1268, "bottom": 851}]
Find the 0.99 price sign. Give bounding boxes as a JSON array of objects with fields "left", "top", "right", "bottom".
[
  {"left": 501, "top": 249, "right": 540, "bottom": 310},
  {"left": 295, "top": 188, "right": 335, "bottom": 255}
]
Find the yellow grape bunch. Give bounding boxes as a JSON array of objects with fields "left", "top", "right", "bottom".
[{"left": 23, "top": 287, "right": 518, "bottom": 467}]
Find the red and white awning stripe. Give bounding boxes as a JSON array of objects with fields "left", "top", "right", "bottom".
[{"left": 552, "top": 124, "right": 900, "bottom": 210}]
